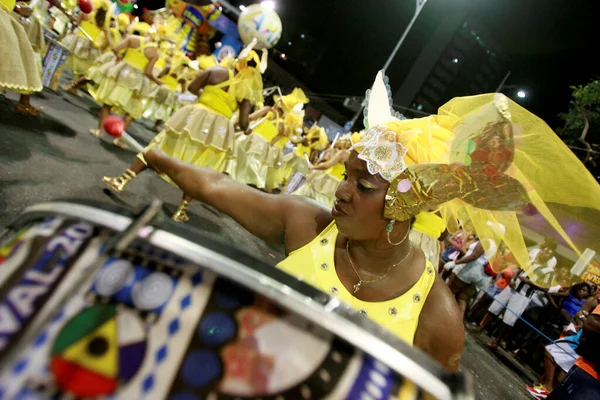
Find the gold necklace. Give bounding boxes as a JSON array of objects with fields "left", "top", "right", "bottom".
[{"left": 345, "top": 240, "right": 413, "bottom": 294}]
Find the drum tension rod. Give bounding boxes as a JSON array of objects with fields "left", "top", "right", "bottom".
[
  {"left": 0, "top": 199, "right": 164, "bottom": 372},
  {"left": 107, "top": 198, "right": 164, "bottom": 253}
]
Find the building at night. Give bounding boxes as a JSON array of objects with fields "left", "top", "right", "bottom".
[{"left": 394, "top": 12, "right": 509, "bottom": 117}]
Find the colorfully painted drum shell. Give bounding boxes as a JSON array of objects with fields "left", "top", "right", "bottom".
[{"left": 0, "top": 201, "right": 464, "bottom": 400}]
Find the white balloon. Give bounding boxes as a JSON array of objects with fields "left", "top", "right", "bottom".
[{"left": 237, "top": 4, "right": 282, "bottom": 49}]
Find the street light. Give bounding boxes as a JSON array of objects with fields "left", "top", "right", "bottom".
[
  {"left": 517, "top": 90, "right": 527, "bottom": 99},
  {"left": 239, "top": 5, "right": 246, "bottom": 11}
]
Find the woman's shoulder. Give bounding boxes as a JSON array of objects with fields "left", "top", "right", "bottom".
[
  {"left": 415, "top": 275, "right": 464, "bottom": 370},
  {"left": 281, "top": 195, "right": 333, "bottom": 254}
]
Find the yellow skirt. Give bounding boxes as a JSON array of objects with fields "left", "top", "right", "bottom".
[
  {"left": 0, "top": 10, "right": 42, "bottom": 94},
  {"left": 291, "top": 170, "right": 342, "bottom": 207},
  {"left": 93, "top": 61, "right": 154, "bottom": 119},
  {"left": 230, "top": 132, "right": 272, "bottom": 187},
  {"left": 86, "top": 52, "right": 116, "bottom": 84},
  {"left": 140, "top": 103, "right": 236, "bottom": 176},
  {"left": 61, "top": 33, "right": 101, "bottom": 77},
  {"left": 264, "top": 145, "right": 286, "bottom": 189},
  {"left": 143, "top": 85, "right": 180, "bottom": 122},
  {"left": 282, "top": 152, "right": 311, "bottom": 183}
]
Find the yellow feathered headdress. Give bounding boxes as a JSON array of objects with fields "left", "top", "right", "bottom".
[
  {"left": 307, "top": 124, "right": 329, "bottom": 151},
  {"left": 274, "top": 87, "right": 309, "bottom": 113},
  {"left": 235, "top": 38, "right": 268, "bottom": 74},
  {"left": 197, "top": 54, "right": 217, "bottom": 70},
  {"left": 352, "top": 71, "right": 600, "bottom": 287}
]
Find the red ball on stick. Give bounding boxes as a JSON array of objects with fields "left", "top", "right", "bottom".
[
  {"left": 103, "top": 115, "right": 125, "bottom": 138},
  {"left": 78, "top": 0, "right": 93, "bottom": 14}
]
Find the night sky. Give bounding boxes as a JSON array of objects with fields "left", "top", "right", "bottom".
[{"left": 145, "top": 0, "right": 598, "bottom": 129}]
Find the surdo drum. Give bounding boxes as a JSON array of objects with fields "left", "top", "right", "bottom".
[{"left": 0, "top": 200, "right": 471, "bottom": 399}]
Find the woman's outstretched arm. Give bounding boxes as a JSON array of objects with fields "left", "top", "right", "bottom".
[{"left": 145, "top": 150, "right": 325, "bottom": 246}]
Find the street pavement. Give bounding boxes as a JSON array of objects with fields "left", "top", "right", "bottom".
[{"left": 0, "top": 78, "right": 531, "bottom": 399}]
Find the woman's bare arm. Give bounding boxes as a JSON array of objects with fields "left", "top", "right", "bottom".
[
  {"left": 145, "top": 150, "right": 324, "bottom": 245},
  {"left": 238, "top": 99, "right": 252, "bottom": 132},
  {"left": 312, "top": 151, "right": 346, "bottom": 171},
  {"left": 415, "top": 276, "right": 464, "bottom": 371},
  {"left": 249, "top": 106, "right": 271, "bottom": 121}
]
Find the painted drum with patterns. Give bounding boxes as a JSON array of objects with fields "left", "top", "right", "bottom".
[{"left": 0, "top": 200, "right": 470, "bottom": 400}]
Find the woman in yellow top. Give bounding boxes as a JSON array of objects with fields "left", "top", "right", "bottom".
[
  {"left": 61, "top": 0, "right": 112, "bottom": 88},
  {"left": 0, "top": 0, "right": 46, "bottom": 115},
  {"left": 143, "top": 41, "right": 188, "bottom": 132},
  {"left": 291, "top": 133, "right": 354, "bottom": 207},
  {"left": 140, "top": 71, "right": 600, "bottom": 370},
  {"left": 102, "top": 39, "right": 264, "bottom": 222},
  {"left": 232, "top": 87, "right": 307, "bottom": 189},
  {"left": 89, "top": 20, "right": 162, "bottom": 143}
]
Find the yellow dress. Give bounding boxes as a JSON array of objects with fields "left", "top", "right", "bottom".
[
  {"left": 409, "top": 212, "right": 446, "bottom": 266},
  {"left": 0, "top": 0, "right": 42, "bottom": 94},
  {"left": 143, "top": 57, "right": 181, "bottom": 122},
  {"left": 282, "top": 143, "right": 312, "bottom": 182},
  {"left": 292, "top": 162, "right": 345, "bottom": 207},
  {"left": 85, "top": 27, "right": 121, "bottom": 87},
  {"left": 93, "top": 37, "right": 155, "bottom": 119},
  {"left": 141, "top": 70, "right": 240, "bottom": 177},
  {"left": 277, "top": 222, "right": 436, "bottom": 345},
  {"left": 61, "top": 19, "right": 105, "bottom": 77},
  {"left": 232, "top": 110, "right": 281, "bottom": 188}
]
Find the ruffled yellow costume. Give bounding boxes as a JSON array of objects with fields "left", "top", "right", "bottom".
[
  {"left": 0, "top": 0, "right": 42, "bottom": 94},
  {"left": 61, "top": 0, "right": 112, "bottom": 78},
  {"left": 233, "top": 87, "right": 307, "bottom": 188},
  {"left": 291, "top": 134, "right": 353, "bottom": 207},
  {"left": 92, "top": 24, "right": 157, "bottom": 119},
  {"left": 282, "top": 124, "right": 329, "bottom": 182},
  {"left": 142, "top": 51, "right": 264, "bottom": 175},
  {"left": 85, "top": 9, "right": 122, "bottom": 90},
  {"left": 143, "top": 45, "right": 187, "bottom": 123}
]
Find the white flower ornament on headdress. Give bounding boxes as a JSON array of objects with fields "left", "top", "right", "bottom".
[
  {"left": 352, "top": 71, "right": 408, "bottom": 181},
  {"left": 356, "top": 126, "right": 408, "bottom": 181}
]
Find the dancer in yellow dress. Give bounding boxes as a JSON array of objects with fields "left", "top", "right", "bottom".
[
  {"left": 89, "top": 20, "right": 162, "bottom": 142},
  {"left": 63, "top": 1, "right": 121, "bottom": 94},
  {"left": 281, "top": 123, "right": 329, "bottom": 185},
  {"left": 291, "top": 133, "right": 354, "bottom": 206},
  {"left": 143, "top": 40, "right": 188, "bottom": 132},
  {"left": 101, "top": 39, "right": 265, "bottom": 221},
  {"left": 61, "top": 0, "right": 113, "bottom": 91},
  {"left": 232, "top": 87, "right": 306, "bottom": 188},
  {"left": 0, "top": 0, "right": 46, "bottom": 115}
]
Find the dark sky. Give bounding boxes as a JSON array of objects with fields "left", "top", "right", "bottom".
[{"left": 147, "top": 0, "right": 598, "bottom": 128}]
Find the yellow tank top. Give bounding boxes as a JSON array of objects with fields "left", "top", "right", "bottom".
[
  {"left": 412, "top": 212, "right": 446, "bottom": 240},
  {"left": 0, "top": 0, "right": 14, "bottom": 13},
  {"left": 253, "top": 111, "right": 281, "bottom": 142},
  {"left": 123, "top": 37, "right": 151, "bottom": 71},
  {"left": 294, "top": 143, "right": 312, "bottom": 157},
  {"left": 326, "top": 163, "right": 346, "bottom": 181},
  {"left": 78, "top": 20, "right": 102, "bottom": 42},
  {"left": 163, "top": 75, "right": 179, "bottom": 91},
  {"left": 277, "top": 222, "right": 436, "bottom": 345},
  {"left": 198, "top": 70, "right": 238, "bottom": 119}
]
